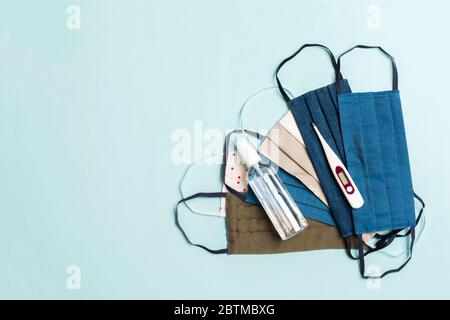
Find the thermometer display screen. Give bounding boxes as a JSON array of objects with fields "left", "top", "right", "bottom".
[{"left": 338, "top": 172, "right": 348, "bottom": 185}]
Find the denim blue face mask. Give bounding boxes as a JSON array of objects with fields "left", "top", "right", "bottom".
[
  {"left": 275, "top": 44, "right": 355, "bottom": 237},
  {"left": 335, "top": 45, "right": 425, "bottom": 278}
]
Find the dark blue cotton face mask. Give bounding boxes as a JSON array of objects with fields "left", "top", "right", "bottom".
[{"left": 275, "top": 44, "right": 355, "bottom": 237}]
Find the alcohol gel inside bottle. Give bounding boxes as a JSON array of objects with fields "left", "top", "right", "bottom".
[{"left": 236, "top": 134, "right": 308, "bottom": 240}]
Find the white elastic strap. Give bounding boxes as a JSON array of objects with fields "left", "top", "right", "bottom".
[
  {"left": 238, "top": 85, "right": 294, "bottom": 132},
  {"left": 179, "top": 153, "right": 224, "bottom": 217}
]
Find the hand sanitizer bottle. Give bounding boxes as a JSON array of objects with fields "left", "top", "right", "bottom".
[{"left": 236, "top": 134, "right": 308, "bottom": 240}]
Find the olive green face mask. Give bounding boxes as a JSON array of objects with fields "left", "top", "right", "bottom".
[
  {"left": 175, "top": 189, "right": 356, "bottom": 255},
  {"left": 225, "top": 192, "right": 355, "bottom": 254}
]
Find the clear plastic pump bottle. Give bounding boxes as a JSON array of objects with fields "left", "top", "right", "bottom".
[{"left": 236, "top": 135, "right": 308, "bottom": 240}]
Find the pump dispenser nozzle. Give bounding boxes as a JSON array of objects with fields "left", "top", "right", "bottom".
[{"left": 235, "top": 134, "right": 262, "bottom": 169}]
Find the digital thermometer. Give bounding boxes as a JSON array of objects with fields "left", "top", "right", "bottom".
[{"left": 312, "top": 123, "right": 364, "bottom": 209}]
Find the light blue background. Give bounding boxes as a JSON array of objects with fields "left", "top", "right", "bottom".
[{"left": 1, "top": 0, "right": 449, "bottom": 299}]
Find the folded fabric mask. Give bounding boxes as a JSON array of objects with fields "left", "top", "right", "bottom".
[
  {"left": 226, "top": 192, "right": 356, "bottom": 254},
  {"left": 274, "top": 43, "right": 354, "bottom": 235},
  {"left": 334, "top": 45, "right": 425, "bottom": 278}
]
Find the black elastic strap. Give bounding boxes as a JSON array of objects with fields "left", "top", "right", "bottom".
[
  {"left": 396, "top": 192, "right": 425, "bottom": 238},
  {"left": 275, "top": 44, "right": 342, "bottom": 103},
  {"left": 358, "top": 227, "right": 416, "bottom": 279},
  {"left": 344, "top": 231, "right": 399, "bottom": 261},
  {"left": 372, "top": 192, "right": 425, "bottom": 241},
  {"left": 175, "top": 192, "right": 228, "bottom": 254},
  {"left": 335, "top": 45, "right": 398, "bottom": 94},
  {"left": 344, "top": 192, "right": 425, "bottom": 264}
]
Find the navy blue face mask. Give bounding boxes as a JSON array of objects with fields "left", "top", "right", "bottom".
[
  {"left": 275, "top": 44, "right": 355, "bottom": 237},
  {"left": 335, "top": 45, "right": 425, "bottom": 278}
]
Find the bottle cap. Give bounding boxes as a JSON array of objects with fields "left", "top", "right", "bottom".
[{"left": 235, "top": 134, "right": 261, "bottom": 168}]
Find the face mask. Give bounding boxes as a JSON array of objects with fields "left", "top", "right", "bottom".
[
  {"left": 335, "top": 45, "right": 426, "bottom": 278},
  {"left": 275, "top": 43, "right": 354, "bottom": 236},
  {"left": 226, "top": 192, "right": 355, "bottom": 254}
]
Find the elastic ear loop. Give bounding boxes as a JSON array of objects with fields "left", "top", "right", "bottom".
[
  {"left": 179, "top": 153, "right": 225, "bottom": 217},
  {"left": 344, "top": 195, "right": 423, "bottom": 278},
  {"left": 348, "top": 195, "right": 425, "bottom": 258},
  {"left": 335, "top": 45, "right": 398, "bottom": 94},
  {"left": 238, "top": 85, "right": 294, "bottom": 132},
  {"left": 368, "top": 212, "right": 426, "bottom": 257}
]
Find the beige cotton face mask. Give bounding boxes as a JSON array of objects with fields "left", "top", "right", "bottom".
[{"left": 259, "top": 111, "right": 328, "bottom": 206}]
